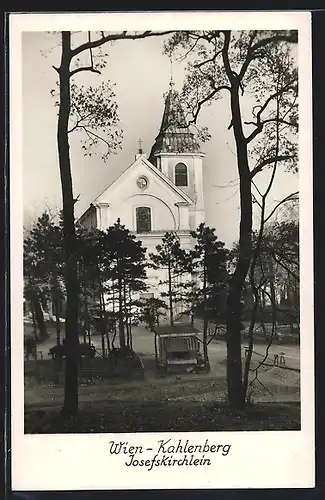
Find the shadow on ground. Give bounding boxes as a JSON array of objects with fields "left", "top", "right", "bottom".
[{"left": 24, "top": 400, "right": 301, "bottom": 433}]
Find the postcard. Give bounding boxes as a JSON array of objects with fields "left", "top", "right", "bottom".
[{"left": 10, "top": 10, "right": 314, "bottom": 490}]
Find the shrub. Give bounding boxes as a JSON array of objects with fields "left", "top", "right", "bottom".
[{"left": 48, "top": 341, "right": 96, "bottom": 360}]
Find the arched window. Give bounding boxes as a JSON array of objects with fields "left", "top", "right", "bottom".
[
  {"left": 136, "top": 206, "right": 152, "bottom": 233},
  {"left": 175, "top": 163, "right": 188, "bottom": 187}
]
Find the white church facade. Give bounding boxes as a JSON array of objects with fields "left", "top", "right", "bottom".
[{"left": 79, "top": 82, "right": 206, "bottom": 303}]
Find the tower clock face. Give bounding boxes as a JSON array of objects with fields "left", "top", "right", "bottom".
[{"left": 137, "top": 176, "right": 148, "bottom": 190}]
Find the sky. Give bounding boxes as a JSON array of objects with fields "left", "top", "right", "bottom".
[{"left": 22, "top": 31, "right": 299, "bottom": 248}]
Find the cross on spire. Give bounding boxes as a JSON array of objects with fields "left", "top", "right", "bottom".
[{"left": 138, "top": 138, "right": 143, "bottom": 154}]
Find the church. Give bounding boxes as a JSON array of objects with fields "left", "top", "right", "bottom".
[{"left": 79, "top": 81, "right": 206, "bottom": 302}]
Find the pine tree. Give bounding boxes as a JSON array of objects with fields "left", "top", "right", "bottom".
[
  {"left": 137, "top": 297, "right": 168, "bottom": 331},
  {"left": 150, "top": 232, "right": 192, "bottom": 326},
  {"left": 24, "top": 212, "right": 64, "bottom": 341},
  {"left": 104, "top": 219, "right": 148, "bottom": 351},
  {"left": 190, "top": 223, "right": 229, "bottom": 369}
]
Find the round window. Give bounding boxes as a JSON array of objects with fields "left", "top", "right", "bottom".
[{"left": 137, "top": 176, "right": 149, "bottom": 190}]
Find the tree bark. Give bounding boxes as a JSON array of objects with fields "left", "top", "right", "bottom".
[
  {"left": 99, "top": 285, "right": 106, "bottom": 357},
  {"left": 82, "top": 314, "right": 87, "bottom": 344},
  {"left": 226, "top": 81, "right": 253, "bottom": 410},
  {"left": 202, "top": 259, "right": 210, "bottom": 371},
  {"left": 270, "top": 280, "right": 278, "bottom": 338},
  {"left": 118, "top": 277, "right": 126, "bottom": 348},
  {"left": 84, "top": 298, "right": 92, "bottom": 345},
  {"left": 101, "top": 285, "right": 111, "bottom": 352},
  {"left": 54, "top": 298, "right": 61, "bottom": 346},
  {"left": 30, "top": 300, "right": 38, "bottom": 340},
  {"left": 168, "top": 260, "right": 174, "bottom": 326},
  {"left": 32, "top": 293, "right": 47, "bottom": 340},
  {"left": 112, "top": 284, "right": 117, "bottom": 347},
  {"left": 128, "top": 288, "right": 133, "bottom": 348},
  {"left": 190, "top": 310, "right": 194, "bottom": 327},
  {"left": 51, "top": 283, "right": 62, "bottom": 345},
  {"left": 57, "top": 32, "right": 80, "bottom": 416}
]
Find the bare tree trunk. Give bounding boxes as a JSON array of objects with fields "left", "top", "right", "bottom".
[
  {"left": 101, "top": 285, "right": 111, "bottom": 353},
  {"left": 128, "top": 288, "right": 133, "bottom": 348},
  {"left": 98, "top": 285, "right": 106, "bottom": 357},
  {"left": 270, "top": 281, "right": 278, "bottom": 338},
  {"left": 54, "top": 298, "right": 61, "bottom": 346},
  {"left": 100, "top": 329, "right": 106, "bottom": 358},
  {"left": 243, "top": 278, "right": 258, "bottom": 398},
  {"left": 51, "top": 284, "right": 62, "bottom": 346},
  {"left": 32, "top": 293, "right": 48, "bottom": 340},
  {"left": 112, "top": 283, "right": 117, "bottom": 347},
  {"left": 82, "top": 313, "right": 87, "bottom": 344},
  {"left": 226, "top": 284, "right": 246, "bottom": 409},
  {"left": 57, "top": 32, "right": 80, "bottom": 416},
  {"left": 118, "top": 277, "right": 126, "bottom": 349},
  {"left": 31, "top": 302, "right": 38, "bottom": 340},
  {"left": 84, "top": 298, "right": 91, "bottom": 345},
  {"left": 130, "top": 319, "right": 133, "bottom": 350},
  {"left": 168, "top": 260, "right": 174, "bottom": 326},
  {"left": 225, "top": 81, "right": 252, "bottom": 410},
  {"left": 123, "top": 283, "right": 129, "bottom": 348},
  {"left": 202, "top": 260, "right": 210, "bottom": 371}
]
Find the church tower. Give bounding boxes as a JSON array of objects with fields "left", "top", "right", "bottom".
[
  {"left": 148, "top": 81, "right": 205, "bottom": 230},
  {"left": 79, "top": 79, "right": 208, "bottom": 307}
]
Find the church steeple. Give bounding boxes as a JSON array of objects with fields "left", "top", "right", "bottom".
[
  {"left": 148, "top": 83, "right": 201, "bottom": 166},
  {"left": 147, "top": 80, "right": 205, "bottom": 230}
]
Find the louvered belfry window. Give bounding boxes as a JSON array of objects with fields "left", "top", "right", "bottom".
[
  {"left": 175, "top": 162, "right": 188, "bottom": 186},
  {"left": 136, "top": 207, "right": 151, "bottom": 233}
]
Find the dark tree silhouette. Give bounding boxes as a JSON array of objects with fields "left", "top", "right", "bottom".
[
  {"left": 190, "top": 223, "right": 229, "bottom": 370},
  {"left": 150, "top": 232, "right": 192, "bottom": 326},
  {"left": 53, "top": 30, "right": 174, "bottom": 415}
]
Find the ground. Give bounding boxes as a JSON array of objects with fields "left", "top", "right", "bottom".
[{"left": 24, "top": 319, "right": 300, "bottom": 433}]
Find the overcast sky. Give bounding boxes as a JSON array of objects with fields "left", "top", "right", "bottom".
[{"left": 22, "top": 31, "right": 298, "bottom": 247}]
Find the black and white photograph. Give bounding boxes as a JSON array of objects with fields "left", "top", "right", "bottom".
[{"left": 10, "top": 11, "right": 314, "bottom": 491}]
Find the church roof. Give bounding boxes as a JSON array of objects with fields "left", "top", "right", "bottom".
[
  {"left": 148, "top": 83, "right": 201, "bottom": 164},
  {"left": 92, "top": 154, "right": 194, "bottom": 206},
  {"left": 154, "top": 323, "right": 201, "bottom": 335}
]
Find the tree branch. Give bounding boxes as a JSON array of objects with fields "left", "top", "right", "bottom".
[
  {"left": 176, "top": 37, "right": 200, "bottom": 62},
  {"left": 194, "top": 48, "right": 223, "bottom": 69},
  {"left": 250, "top": 155, "right": 296, "bottom": 178},
  {"left": 251, "top": 31, "right": 298, "bottom": 53},
  {"left": 245, "top": 79, "right": 297, "bottom": 143},
  {"left": 264, "top": 192, "right": 299, "bottom": 223},
  {"left": 245, "top": 117, "right": 298, "bottom": 130},
  {"left": 251, "top": 289, "right": 277, "bottom": 373},
  {"left": 274, "top": 305, "right": 299, "bottom": 320},
  {"left": 67, "top": 106, "right": 94, "bottom": 133},
  {"left": 271, "top": 252, "right": 299, "bottom": 280},
  {"left": 245, "top": 124, "right": 264, "bottom": 143},
  {"left": 221, "top": 31, "right": 234, "bottom": 84},
  {"left": 67, "top": 122, "right": 79, "bottom": 134},
  {"left": 188, "top": 85, "right": 231, "bottom": 125},
  {"left": 70, "top": 66, "right": 101, "bottom": 76},
  {"left": 80, "top": 126, "right": 117, "bottom": 153},
  {"left": 71, "top": 30, "right": 175, "bottom": 57},
  {"left": 88, "top": 31, "right": 94, "bottom": 68},
  {"left": 238, "top": 30, "right": 258, "bottom": 81}
]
